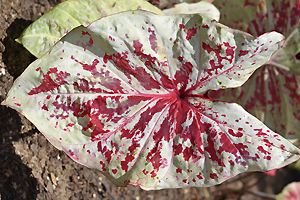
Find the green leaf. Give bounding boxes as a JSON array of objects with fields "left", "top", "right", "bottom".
[{"left": 16, "top": 0, "right": 162, "bottom": 58}]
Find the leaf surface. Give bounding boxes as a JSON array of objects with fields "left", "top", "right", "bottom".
[
  {"left": 4, "top": 11, "right": 299, "bottom": 189},
  {"left": 214, "top": 0, "right": 300, "bottom": 72},
  {"left": 17, "top": 0, "right": 162, "bottom": 58},
  {"left": 210, "top": 66, "right": 300, "bottom": 145},
  {"left": 212, "top": 0, "right": 300, "bottom": 144},
  {"left": 163, "top": 1, "right": 220, "bottom": 21}
]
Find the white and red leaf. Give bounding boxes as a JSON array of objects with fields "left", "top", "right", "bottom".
[
  {"left": 213, "top": 0, "right": 300, "bottom": 37},
  {"left": 3, "top": 11, "right": 299, "bottom": 189},
  {"left": 212, "top": 0, "right": 300, "bottom": 145}
]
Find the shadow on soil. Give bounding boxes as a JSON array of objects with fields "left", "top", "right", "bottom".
[
  {"left": 0, "top": 106, "right": 38, "bottom": 200},
  {"left": 2, "top": 18, "right": 35, "bottom": 79},
  {"left": 0, "top": 18, "right": 38, "bottom": 200}
]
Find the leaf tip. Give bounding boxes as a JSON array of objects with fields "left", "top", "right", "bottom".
[
  {"left": 0, "top": 99, "right": 6, "bottom": 106},
  {"left": 260, "top": 31, "right": 285, "bottom": 44},
  {"left": 15, "top": 37, "right": 21, "bottom": 44}
]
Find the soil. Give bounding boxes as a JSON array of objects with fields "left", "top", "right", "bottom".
[{"left": 0, "top": 1, "right": 299, "bottom": 200}]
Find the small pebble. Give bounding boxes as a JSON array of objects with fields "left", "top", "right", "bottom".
[
  {"left": 50, "top": 173, "right": 57, "bottom": 186},
  {"left": 0, "top": 68, "right": 5, "bottom": 76}
]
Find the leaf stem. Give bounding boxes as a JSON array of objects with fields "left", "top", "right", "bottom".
[{"left": 245, "top": 190, "right": 276, "bottom": 200}]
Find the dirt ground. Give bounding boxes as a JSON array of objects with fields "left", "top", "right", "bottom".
[{"left": 1, "top": 1, "right": 300, "bottom": 200}]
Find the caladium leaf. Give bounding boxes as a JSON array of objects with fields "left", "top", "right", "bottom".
[
  {"left": 214, "top": 0, "right": 300, "bottom": 72},
  {"left": 16, "top": 0, "right": 162, "bottom": 58},
  {"left": 272, "top": 25, "right": 300, "bottom": 75},
  {"left": 3, "top": 11, "right": 299, "bottom": 189},
  {"left": 212, "top": 0, "right": 260, "bottom": 32},
  {"left": 163, "top": 1, "right": 220, "bottom": 21},
  {"left": 212, "top": 0, "right": 300, "bottom": 145}
]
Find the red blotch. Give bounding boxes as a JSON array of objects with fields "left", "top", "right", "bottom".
[
  {"left": 71, "top": 56, "right": 99, "bottom": 75},
  {"left": 235, "top": 143, "right": 250, "bottom": 156},
  {"left": 100, "top": 160, "right": 106, "bottom": 171},
  {"left": 186, "top": 27, "right": 197, "bottom": 40},
  {"left": 112, "top": 169, "right": 118, "bottom": 174},
  {"left": 179, "top": 23, "right": 185, "bottom": 29},
  {"left": 183, "top": 147, "right": 193, "bottom": 161},
  {"left": 146, "top": 143, "right": 165, "bottom": 171},
  {"left": 203, "top": 123, "right": 224, "bottom": 166},
  {"left": 210, "top": 173, "right": 218, "bottom": 179},
  {"left": 88, "top": 38, "right": 94, "bottom": 46},
  {"left": 97, "top": 142, "right": 113, "bottom": 163},
  {"left": 218, "top": 133, "right": 238, "bottom": 155},
  {"left": 41, "top": 104, "right": 49, "bottom": 111},
  {"left": 82, "top": 31, "right": 90, "bottom": 36},
  {"left": 174, "top": 144, "right": 183, "bottom": 155},
  {"left": 28, "top": 68, "right": 70, "bottom": 95},
  {"left": 175, "top": 57, "right": 193, "bottom": 92},
  {"left": 258, "top": 146, "right": 269, "bottom": 155},
  {"left": 228, "top": 128, "right": 243, "bottom": 137},
  {"left": 264, "top": 156, "right": 271, "bottom": 160},
  {"left": 121, "top": 153, "right": 136, "bottom": 172},
  {"left": 67, "top": 123, "right": 74, "bottom": 127},
  {"left": 239, "top": 50, "right": 249, "bottom": 57},
  {"left": 148, "top": 27, "right": 157, "bottom": 52},
  {"left": 197, "top": 173, "right": 203, "bottom": 179},
  {"left": 202, "top": 24, "right": 209, "bottom": 29},
  {"left": 150, "top": 170, "right": 157, "bottom": 178},
  {"left": 255, "top": 128, "right": 268, "bottom": 137},
  {"left": 104, "top": 47, "right": 162, "bottom": 90}
]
